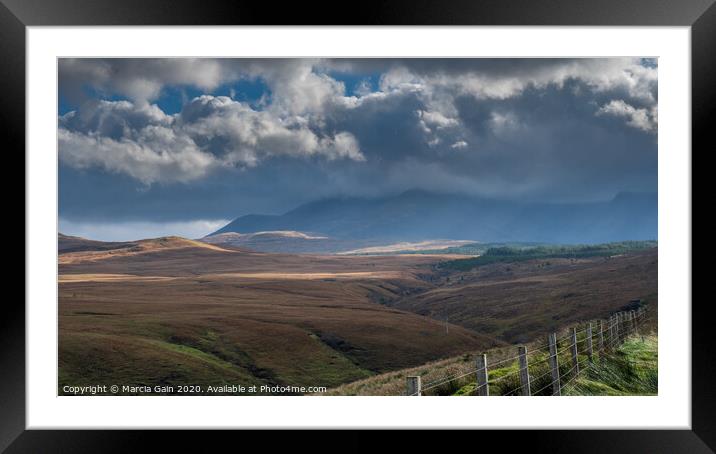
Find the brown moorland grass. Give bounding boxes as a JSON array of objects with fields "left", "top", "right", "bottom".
[
  {"left": 389, "top": 248, "right": 657, "bottom": 345},
  {"left": 59, "top": 240, "right": 501, "bottom": 394},
  {"left": 58, "top": 236, "right": 656, "bottom": 395}
]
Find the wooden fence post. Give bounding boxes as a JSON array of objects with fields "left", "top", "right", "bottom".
[
  {"left": 615, "top": 313, "right": 621, "bottom": 346},
  {"left": 407, "top": 376, "right": 421, "bottom": 396},
  {"left": 633, "top": 310, "right": 640, "bottom": 336},
  {"left": 630, "top": 310, "right": 637, "bottom": 334},
  {"left": 475, "top": 354, "right": 489, "bottom": 396},
  {"left": 621, "top": 312, "right": 627, "bottom": 340},
  {"left": 608, "top": 316, "right": 614, "bottom": 350},
  {"left": 621, "top": 312, "right": 627, "bottom": 337},
  {"left": 598, "top": 320, "right": 604, "bottom": 352},
  {"left": 570, "top": 327, "right": 579, "bottom": 375},
  {"left": 518, "top": 346, "right": 531, "bottom": 396},
  {"left": 586, "top": 322, "right": 594, "bottom": 362},
  {"left": 548, "top": 333, "right": 561, "bottom": 396}
]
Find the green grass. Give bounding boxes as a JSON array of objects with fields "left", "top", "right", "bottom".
[
  {"left": 450, "top": 334, "right": 657, "bottom": 396},
  {"left": 563, "top": 335, "right": 657, "bottom": 396},
  {"left": 440, "top": 241, "right": 657, "bottom": 271}
]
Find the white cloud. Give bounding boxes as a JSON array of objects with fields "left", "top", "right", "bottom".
[
  {"left": 59, "top": 96, "right": 364, "bottom": 184},
  {"left": 256, "top": 60, "right": 347, "bottom": 117},
  {"left": 417, "top": 110, "right": 459, "bottom": 129},
  {"left": 58, "top": 128, "right": 217, "bottom": 184},
  {"left": 331, "top": 131, "right": 365, "bottom": 161},
  {"left": 451, "top": 140, "right": 468, "bottom": 149},
  {"left": 375, "top": 58, "right": 658, "bottom": 134},
  {"left": 58, "top": 58, "right": 657, "bottom": 185},
  {"left": 596, "top": 99, "right": 657, "bottom": 133},
  {"left": 353, "top": 78, "right": 374, "bottom": 96}
]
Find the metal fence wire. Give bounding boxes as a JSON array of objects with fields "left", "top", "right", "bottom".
[{"left": 405, "top": 306, "right": 650, "bottom": 396}]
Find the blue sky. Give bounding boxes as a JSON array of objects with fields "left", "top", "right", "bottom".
[{"left": 58, "top": 58, "right": 657, "bottom": 241}]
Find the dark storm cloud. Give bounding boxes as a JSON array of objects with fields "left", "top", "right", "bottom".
[{"left": 58, "top": 58, "right": 657, "bottom": 230}]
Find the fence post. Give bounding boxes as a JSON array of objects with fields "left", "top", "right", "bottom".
[
  {"left": 475, "top": 354, "right": 489, "bottom": 396},
  {"left": 637, "top": 307, "right": 645, "bottom": 340},
  {"left": 570, "top": 327, "right": 580, "bottom": 375},
  {"left": 407, "top": 376, "right": 421, "bottom": 396},
  {"left": 621, "top": 312, "right": 627, "bottom": 337},
  {"left": 633, "top": 310, "right": 640, "bottom": 336},
  {"left": 598, "top": 320, "right": 604, "bottom": 353},
  {"left": 629, "top": 311, "right": 635, "bottom": 335},
  {"left": 586, "top": 322, "right": 594, "bottom": 362},
  {"left": 548, "top": 333, "right": 561, "bottom": 396},
  {"left": 615, "top": 313, "right": 621, "bottom": 346},
  {"left": 518, "top": 346, "right": 531, "bottom": 396}
]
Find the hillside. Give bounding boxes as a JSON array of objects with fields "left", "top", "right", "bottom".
[
  {"left": 201, "top": 231, "right": 362, "bottom": 254},
  {"left": 58, "top": 233, "right": 137, "bottom": 253},
  {"left": 562, "top": 335, "right": 658, "bottom": 396},
  {"left": 201, "top": 232, "right": 475, "bottom": 255},
  {"left": 58, "top": 234, "right": 656, "bottom": 395},
  {"left": 323, "top": 332, "right": 657, "bottom": 397},
  {"left": 58, "top": 234, "right": 502, "bottom": 394},
  {"left": 388, "top": 248, "right": 658, "bottom": 344},
  {"left": 212, "top": 190, "right": 657, "bottom": 245},
  {"left": 59, "top": 234, "right": 234, "bottom": 265},
  {"left": 440, "top": 240, "right": 657, "bottom": 270}
]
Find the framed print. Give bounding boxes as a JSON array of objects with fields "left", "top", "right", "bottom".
[{"left": 4, "top": 0, "right": 710, "bottom": 450}]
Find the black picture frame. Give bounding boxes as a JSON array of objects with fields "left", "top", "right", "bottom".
[{"left": 3, "top": 0, "right": 709, "bottom": 451}]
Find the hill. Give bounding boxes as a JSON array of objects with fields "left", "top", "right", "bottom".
[
  {"left": 388, "top": 247, "right": 658, "bottom": 344},
  {"left": 58, "top": 232, "right": 137, "bottom": 253},
  {"left": 58, "top": 234, "right": 656, "bottom": 395},
  {"left": 59, "top": 234, "right": 234, "bottom": 265},
  {"left": 201, "top": 231, "right": 360, "bottom": 254},
  {"left": 201, "top": 232, "right": 475, "bottom": 255},
  {"left": 58, "top": 234, "right": 502, "bottom": 394},
  {"left": 212, "top": 190, "right": 657, "bottom": 245},
  {"left": 439, "top": 240, "right": 657, "bottom": 270}
]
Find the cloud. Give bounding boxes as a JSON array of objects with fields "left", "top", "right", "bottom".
[
  {"left": 59, "top": 96, "right": 364, "bottom": 184},
  {"left": 596, "top": 99, "right": 657, "bottom": 132},
  {"left": 58, "top": 127, "right": 217, "bottom": 185},
  {"left": 59, "top": 217, "right": 230, "bottom": 241},
  {"left": 374, "top": 58, "right": 657, "bottom": 141},
  {"left": 59, "top": 58, "right": 232, "bottom": 105},
  {"left": 58, "top": 58, "right": 658, "bottom": 224},
  {"left": 417, "top": 110, "right": 460, "bottom": 130},
  {"left": 60, "top": 58, "right": 658, "bottom": 152}
]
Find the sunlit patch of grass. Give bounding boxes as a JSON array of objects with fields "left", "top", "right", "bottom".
[{"left": 563, "top": 335, "right": 657, "bottom": 396}]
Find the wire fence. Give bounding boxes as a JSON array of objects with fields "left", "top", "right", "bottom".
[{"left": 405, "top": 305, "right": 651, "bottom": 396}]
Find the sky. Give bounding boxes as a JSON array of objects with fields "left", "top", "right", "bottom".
[{"left": 58, "top": 58, "right": 658, "bottom": 241}]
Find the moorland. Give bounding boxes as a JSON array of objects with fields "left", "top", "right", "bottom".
[{"left": 58, "top": 233, "right": 656, "bottom": 395}]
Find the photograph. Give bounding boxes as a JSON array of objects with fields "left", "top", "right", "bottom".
[{"left": 56, "top": 57, "right": 659, "bottom": 397}]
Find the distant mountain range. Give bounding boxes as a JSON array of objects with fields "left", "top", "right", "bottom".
[{"left": 211, "top": 190, "right": 657, "bottom": 244}]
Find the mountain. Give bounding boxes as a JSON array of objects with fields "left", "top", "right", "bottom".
[{"left": 211, "top": 190, "right": 657, "bottom": 244}]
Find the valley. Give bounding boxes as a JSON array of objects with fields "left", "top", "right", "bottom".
[{"left": 58, "top": 234, "right": 657, "bottom": 395}]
